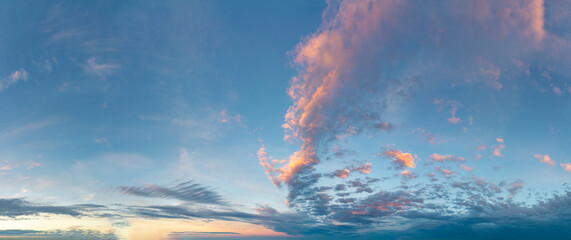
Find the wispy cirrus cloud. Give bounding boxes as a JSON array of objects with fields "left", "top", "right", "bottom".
[
  {"left": 83, "top": 57, "right": 119, "bottom": 77},
  {"left": 0, "top": 68, "right": 28, "bottom": 91}
]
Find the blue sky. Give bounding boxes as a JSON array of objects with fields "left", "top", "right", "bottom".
[{"left": 1, "top": 0, "right": 570, "bottom": 239}]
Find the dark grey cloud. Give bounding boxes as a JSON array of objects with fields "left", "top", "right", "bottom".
[
  {"left": 0, "top": 229, "right": 118, "bottom": 240},
  {"left": 0, "top": 198, "right": 104, "bottom": 217},
  {"left": 117, "top": 180, "right": 224, "bottom": 205}
]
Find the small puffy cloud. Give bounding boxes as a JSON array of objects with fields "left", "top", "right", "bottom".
[
  {"left": 448, "top": 117, "right": 460, "bottom": 124},
  {"left": 559, "top": 163, "right": 571, "bottom": 173},
  {"left": 496, "top": 138, "right": 504, "bottom": 143},
  {"left": 415, "top": 128, "right": 444, "bottom": 144},
  {"left": 400, "top": 170, "right": 415, "bottom": 179},
  {"left": 507, "top": 180, "right": 524, "bottom": 196},
  {"left": 0, "top": 165, "right": 13, "bottom": 170},
  {"left": 476, "top": 145, "right": 486, "bottom": 151},
  {"left": 553, "top": 86, "right": 563, "bottom": 96},
  {"left": 383, "top": 149, "right": 416, "bottom": 169},
  {"left": 219, "top": 110, "right": 243, "bottom": 124},
  {"left": 0, "top": 68, "right": 28, "bottom": 91},
  {"left": 375, "top": 122, "right": 393, "bottom": 131},
  {"left": 435, "top": 166, "right": 455, "bottom": 178},
  {"left": 458, "top": 164, "right": 473, "bottom": 172},
  {"left": 331, "top": 169, "right": 350, "bottom": 179},
  {"left": 493, "top": 144, "right": 505, "bottom": 157},
  {"left": 428, "top": 153, "right": 464, "bottom": 162},
  {"left": 428, "top": 153, "right": 453, "bottom": 162},
  {"left": 352, "top": 163, "right": 372, "bottom": 174},
  {"left": 534, "top": 154, "right": 555, "bottom": 166}
]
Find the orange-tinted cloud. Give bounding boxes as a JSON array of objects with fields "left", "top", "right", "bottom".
[
  {"left": 352, "top": 163, "right": 372, "bottom": 174},
  {"left": 493, "top": 144, "right": 505, "bottom": 157},
  {"left": 561, "top": 163, "right": 571, "bottom": 173},
  {"left": 458, "top": 164, "right": 473, "bottom": 172},
  {"left": 401, "top": 170, "right": 415, "bottom": 179},
  {"left": 428, "top": 153, "right": 453, "bottom": 162},
  {"left": 383, "top": 149, "right": 416, "bottom": 169},
  {"left": 428, "top": 153, "right": 464, "bottom": 162},
  {"left": 534, "top": 154, "right": 555, "bottom": 166},
  {"left": 435, "top": 166, "right": 455, "bottom": 177}
]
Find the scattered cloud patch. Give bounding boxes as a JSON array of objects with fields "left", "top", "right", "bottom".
[
  {"left": 534, "top": 154, "right": 555, "bottom": 166},
  {"left": 0, "top": 68, "right": 28, "bottom": 91}
]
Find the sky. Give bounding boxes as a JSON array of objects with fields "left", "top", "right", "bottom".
[{"left": 1, "top": 0, "right": 570, "bottom": 239}]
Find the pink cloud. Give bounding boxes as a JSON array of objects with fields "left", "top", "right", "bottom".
[
  {"left": 561, "top": 163, "right": 571, "bottom": 173},
  {"left": 534, "top": 154, "right": 555, "bottom": 166},
  {"left": 435, "top": 166, "right": 455, "bottom": 178},
  {"left": 493, "top": 144, "right": 505, "bottom": 157},
  {"left": 428, "top": 153, "right": 464, "bottom": 162},
  {"left": 257, "top": 145, "right": 281, "bottom": 186},
  {"left": 448, "top": 117, "right": 460, "bottom": 124},
  {"left": 428, "top": 153, "right": 453, "bottom": 162},
  {"left": 0, "top": 165, "right": 13, "bottom": 170},
  {"left": 415, "top": 128, "right": 445, "bottom": 144},
  {"left": 553, "top": 86, "right": 562, "bottom": 96},
  {"left": 219, "top": 110, "right": 243, "bottom": 124},
  {"left": 458, "top": 164, "right": 473, "bottom": 172}
]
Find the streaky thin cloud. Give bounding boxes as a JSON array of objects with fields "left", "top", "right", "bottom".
[
  {"left": 0, "top": 68, "right": 28, "bottom": 91},
  {"left": 83, "top": 57, "right": 119, "bottom": 77},
  {"left": 117, "top": 180, "right": 224, "bottom": 205}
]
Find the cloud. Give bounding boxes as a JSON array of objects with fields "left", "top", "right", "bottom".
[
  {"left": 435, "top": 166, "right": 455, "bottom": 178},
  {"left": 428, "top": 153, "right": 452, "bottom": 162},
  {"left": 414, "top": 128, "right": 445, "bottom": 144},
  {"left": 493, "top": 144, "right": 506, "bottom": 157},
  {"left": 117, "top": 180, "right": 224, "bottom": 205},
  {"left": 0, "top": 68, "right": 28, "bottom": 91},
  {"left": 507, "top": 180, "right": 524, "bottom": 196},
  {"left": 218, "top": 109, "right": 243, "bottom": 124},
  {"left": 0, "top": 198, "right": 103, "bottom": 218},
  {"left": 458, "top": 164, "right": 473, "bottom": 172},
  {"left": 383, "top": 149, "right": 416, "bottom": 169},
  {"left": 560, "top": 163, "right": 571, "bottom": 173},
  {"left": 400, "top": 170, "right": 415, "bottom": 179},
  {"left": 83, "top": 57, "right": 119, "bottom": 76},
  {"left": 534, "top": 154, "right": 555, "bottom": 166},
  {"left": 0, "top": 229, "right": 118, "bottom": 240},
  {"left": 352, "top": 163, "right": 372, "bottom": 174},
  {"left": 427, "top": 153, "right": 465, "bottom": 162}
]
